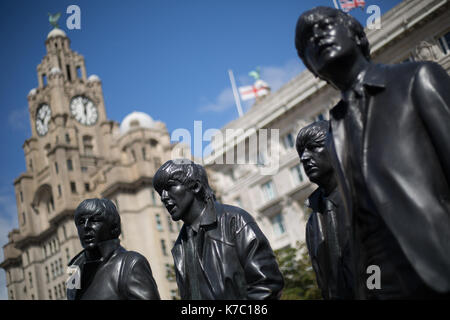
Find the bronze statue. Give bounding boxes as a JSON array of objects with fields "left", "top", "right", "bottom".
[
  {"left": 67, "top": 198, "right": 160, "bottom": 300},
  {"left": 296, "top": 120, "right": 353, "bottom": 299},
  {"left": 153, "top": 159, "right": 284, "bottom": 300},
  {"left": 295, "top": 6, "right": 450, "bottom": 299}
]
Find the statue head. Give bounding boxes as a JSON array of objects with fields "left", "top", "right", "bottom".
[
  {"left": 295, "top": 6, "right": 370, "bottom": 80},
  {"left": 296, "top": 120, "right": 334, "bottom": 189},
  {"left": 153, "top": 159, "right": 215, "bottom": 223},
  {"left": 74, "top": 198, "right": 121, "bottom": 251}
]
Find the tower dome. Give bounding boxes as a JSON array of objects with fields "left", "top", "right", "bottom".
[
  {"left": 47, "top": 28, "right": 67, "bottom": 39},
  {"left": 120, "top": 111, "right": 155, "bottom": 134}
]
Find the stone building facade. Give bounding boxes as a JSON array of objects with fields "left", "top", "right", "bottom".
[
  {"left": 205, "top": 0, "right": 450, "bottom": 251},
  {"left": 0, "top": 28, "right": 188, "bottom": 300}
]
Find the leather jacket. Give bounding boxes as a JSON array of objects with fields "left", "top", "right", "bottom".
[
  {"left": 67, "top": 239, "right": 160, "bottom": 300},
  {"left": 172, "top": 201, "right": 284, "bottom": 300}
]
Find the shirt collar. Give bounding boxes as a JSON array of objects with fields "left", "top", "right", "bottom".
[{"left": 188, "top": 199, "right": 217, "bottom": 233}]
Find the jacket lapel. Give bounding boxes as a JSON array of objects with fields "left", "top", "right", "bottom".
[
  {"left": 329, "top": 102, "right": 353, "bottom": 227},
  {"left": 171, "top": 228, "right": 186, "bottom": 283}
]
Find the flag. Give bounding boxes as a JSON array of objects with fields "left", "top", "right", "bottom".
[
  {"left": 238, "top": 80, "right": 270, "bottom": 101},
  {"left": 338, "top": 0, "right": 366, "bottom": 12}
]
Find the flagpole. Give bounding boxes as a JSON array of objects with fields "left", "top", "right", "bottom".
[
  {"left": 332, "top": 0, "right": 340, "bottom": 10},
  {"left": 228, "top": 69, "right": 244, "bottom": 117}
]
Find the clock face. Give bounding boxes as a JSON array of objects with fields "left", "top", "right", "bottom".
[
  {"left": 36, "top": 104, "right": 52, "bottom": 136},
  {"left": 70, "top": 96, "right": 98, "bottom": 126}
]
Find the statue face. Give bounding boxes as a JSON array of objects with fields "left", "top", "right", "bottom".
[
  {"left": 160, "top": 181, "right": 195, "bottom": 222},
  {"left": 300, "top": 142, "right": 333, "bottom": 186},
  {"left": 75, "top": 211, "right": 114, "bottom": 251},
  {"left": 303, "top": 17, "right": 358, "bottom": 80}
]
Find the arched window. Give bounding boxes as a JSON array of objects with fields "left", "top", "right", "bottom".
[{"left": 83, "top": 135, "right": 94, "bottom": 156}]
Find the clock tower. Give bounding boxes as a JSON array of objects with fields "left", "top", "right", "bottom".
[{"left": 1, "top": 26, "right": 184, "bottom": 300}]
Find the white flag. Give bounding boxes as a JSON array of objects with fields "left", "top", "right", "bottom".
[{"left": 238, "top": 80, "right": 270, "bottom": 101}]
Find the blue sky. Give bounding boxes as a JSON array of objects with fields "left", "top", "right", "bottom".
[{"left": 0, "top": 0, "right": 402, "bottom": 299}]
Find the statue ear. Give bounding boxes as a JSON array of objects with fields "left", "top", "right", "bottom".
[
  {"left": 111, "top": 225, "right": 121, "bottom": 238},
  {"left": 192, "top": 181, "right": 202, "bottom": 195}
]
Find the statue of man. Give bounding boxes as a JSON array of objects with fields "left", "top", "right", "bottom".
[
  {"left": 153, "top": 159, "right": 284, "bottom": 300},
  {"left": 295, "top": 6, "right": 450, "bottom": 298},
  {"left": 296, "top": 120, "right": 353, "bottom": 299},
  {"left": 67, "top": 198, "right": 160, "bottom": 300}
]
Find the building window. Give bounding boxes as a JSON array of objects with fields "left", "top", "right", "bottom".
[
  {"left": 57, "top": 184, "right": 62, "bottom": 197},
  {"left": 165, "top": 263, "right": 175, "bottom": 281},
  {"left": 22, "top": 212, "right": 26, "bottom": 225},
  {"left": 81, "top": 166, "right": 88, "bottom": 172},
  {"left": 161, "top": 239, "right": 167, "bottom": 256},
  {"left": 58, "top": 284, "right": 63, "bottom": 298},
  {"left": 29, "top": 159, "right": 33, "bottom": 172},
  {"left": 76, "top": 66, "right": 82, "bottom": 78},
  {"left": 290, "top": 164, "right": 304, "bottom": 185},
  {"left": 45, "top": 266, "right": 50, "bottom": 283},
  {"left": 156, "top": 214, "right": 163, "bottom": 231},
  {"left": 66, "top": 248, "right": 70, "bottom": 263},
  {"left": 51, "top": 263, "right": 55, "bottom": 279},
  {"left": 29, "top": 272, "right": 33, "bottom": 288},
  {"left": 438, "top": 31, "right": 450, "bottom": 55},
  {"left": 84, "top": 183, "right": 90, "bottom": 192},
  {"left": 66, "top": 64, "right": 72, "bottom": 82},
  {"left": 151, "top": 190, "right": 156, "bottom": 205},
  {"left": 54, "top": 286, "right": 58, "bottom": 299},
  {"left": 10, "top": 290, "right": 14, "bottom": 300},
  {"left": 48, "top": 289, "right": 52, "bottom": 300},
  {"left": 65, "top": 133, "right": 71, "bottom": 144},
  {"left": 283, "top": 132, "right": 295, "bottom": 150},
  {"left": 70, "top": 181, "right": 77, "bottom": 194},
  {"left": 314, "top": 113, "right": 325, "bottom": 122},
  {"left": 154, "top": 157, "right": 161, "bottom": 169},
  {"left": 67, "top": 159, "right": 73, "bottom": 171},
  {"left": 271, "top": 213, "right": 286, "bottom": 237},
  {"left": 20, "top": 191, "right": 23, "bottom": 202},
  {"left": 55, "top": 260, "right": 59, "bottom": 277},
  {"left": 55, "top": 162, "right": 59, "bottom": 174},
  {"left": 168, "top": 216, "right": 174, "bottom": 232},
  {"left": 50, "top": 196, "right": 55, "bottom": 211},
  {"left": 142, "top": 147, "right": 147, "bottom": 160},
  {"left": 59, "top": 258, "right": 63, "bottom": 275},
  {"left": 261, "top": 181, "right": 276, "bottom": 202},
  {"left": 83, "top": 136, "right": 94, "bottom": 156},
  {"left": 42, "top": 74, "right": 47, "bottom": 86}
]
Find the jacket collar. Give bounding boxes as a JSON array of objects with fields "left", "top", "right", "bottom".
[
  {"left": 306, "top": 188, "right": 340, "bottom": 212},
  {"left": 331, "top": 63, "right": 386, "bottom": 119},
  {"left": 188, "top": 199, "right": 218, "bottom": 233},
  {"left": 361, "top": 63, "right": 387, "bottom": 92}
]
